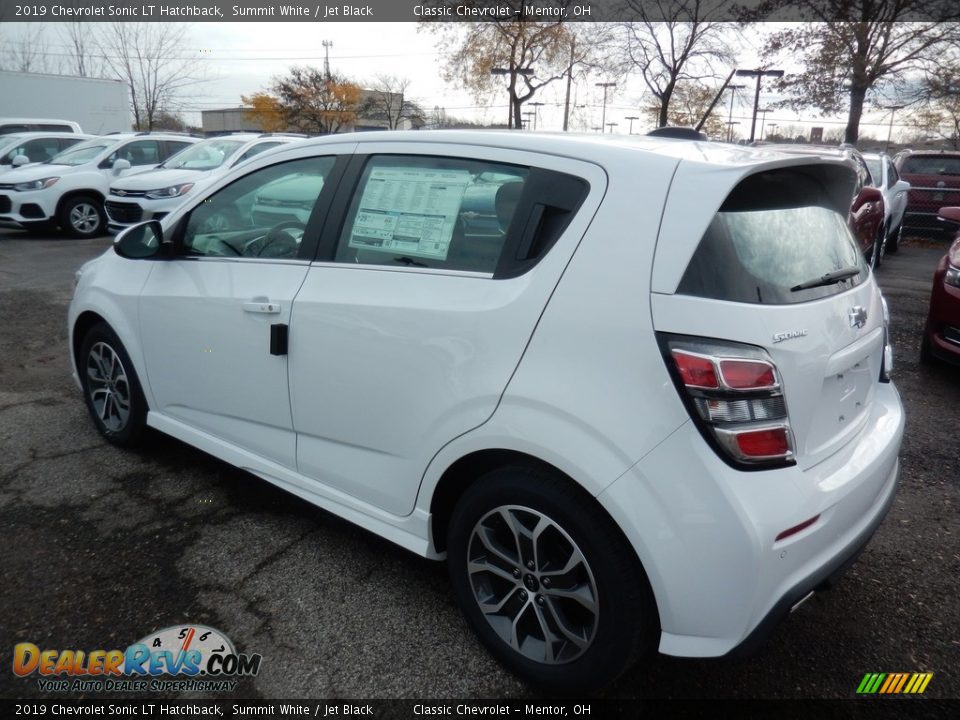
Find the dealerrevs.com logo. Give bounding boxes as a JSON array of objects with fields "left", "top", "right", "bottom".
[{"left": 13, "top": 625, "right": 262, "bottom": 693}]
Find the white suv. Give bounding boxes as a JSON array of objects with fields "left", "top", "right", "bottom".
[
  {"left": 105, "top": 133, "right": 306, "bottom": 232},
  {"left": 68, "top": 132, "right": 904, "bottom": 690},
  {"left": 0, "top": 132, "right": 198, "bottom": 237}
]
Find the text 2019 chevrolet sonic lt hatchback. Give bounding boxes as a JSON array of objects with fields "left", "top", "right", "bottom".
[{"left": 69, "top": 132, "right": 904, "bottom": 690}]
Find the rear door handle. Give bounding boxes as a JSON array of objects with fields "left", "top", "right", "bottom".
[{"left": 243, "top": 301, "right": 281, "bottom": 314}]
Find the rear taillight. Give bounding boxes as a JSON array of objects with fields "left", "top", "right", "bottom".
[{"left": 659, "top": 334, "right": 796, "bottom": 470}]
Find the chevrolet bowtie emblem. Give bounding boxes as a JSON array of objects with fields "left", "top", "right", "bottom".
[
  {"left": 849, "top": 305, "right": 868, "bottom": 329},
  {"left": 115, "top": 190, "right": 127, "bottom": 196}
]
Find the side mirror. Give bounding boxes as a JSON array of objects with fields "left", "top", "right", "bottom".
[
  {"left": 114, "top": 220, "right": 165, "bottom": 259},
  {"left": 937, "top": 206, "right": 960, "bottom": 227},
  {"left": 894, "top": 180, "right": 910, "bottom": 193},
  {"left": 852, "top": 186, "right": 882, "bottom": 210},
  {"left": 11, "top": 154, "right": 29, "bottom": 167},
  {"left": 112, "top": 158, "right": 132, "bottom": 173}
]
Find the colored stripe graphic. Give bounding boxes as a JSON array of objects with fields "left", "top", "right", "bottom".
[{"left": 857, "top": 672, "right": 933, "bottom": 695}]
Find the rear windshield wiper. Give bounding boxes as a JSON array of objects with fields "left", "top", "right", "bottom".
[{"left": 790, "top": 266, "right": 861, "bottom": 292}]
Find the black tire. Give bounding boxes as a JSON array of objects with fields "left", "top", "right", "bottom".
[
  {"left": 78, "top": 322, "right": 148, "bottom": 447},
  {"left": 887, "top": 222, "right": 901, "bottom": 254},
  {"left": 920, "top": 333, "right": 935, "bottom": 365},
  {"left": 871, "top": 225, "right": 885, "bottom": 269},
  {"left": 59, "top": 194, "right": 106, "bottom": 238},
  {"left": 447, "top": 466, "right": 658, "bottom": 691}
]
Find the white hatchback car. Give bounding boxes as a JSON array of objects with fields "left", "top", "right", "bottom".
[
  {"left": 105, "top": 133, "right": 306, "bottom": 232},
  {"left": 69, "top": 132, "right": 904, "bottom": 690},
  {"left": 863, "top": 151, "right": 910, "bottom": 255},
  {"left": 0, "top": 132, "right": 96, "bottom": 176},
  {"left": 0, "top": 132, "right": 198, "bottom": 237}
]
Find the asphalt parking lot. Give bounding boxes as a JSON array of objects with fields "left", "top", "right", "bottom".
[{"left": 1, "top": 227, "right": 957, "bottom": 702}]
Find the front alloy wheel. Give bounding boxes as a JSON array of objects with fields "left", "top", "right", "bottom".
[
  {"left": 86, "top": 341, "right": 132, "bottom": 432},
  {"left": 79, "top": 322, "right": 148, "bottom": 446}
]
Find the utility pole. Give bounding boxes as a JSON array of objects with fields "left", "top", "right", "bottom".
[
  {"left": 322, "top": 40, "right": 333, "bottom": 81},
  {"left": 726, "top": 84, "right": 744, "bottom": 143},
  {"left": 735, "top": 68, "right": 784, "bottom": 142},
  {"left": 882, "top": 105, "right": 906, "bottom": 151},
  {"left": 530, "top": 101, "right": 544, "bottom": 130},
  {"left": 625, "top": 115, "right": 639, "bottom": 134},
  {"left": 596, "top": 82, "right": 616, "bottom": 133},
  {"left": 563, "top": 38, "right": 576, "bottom": 131}
]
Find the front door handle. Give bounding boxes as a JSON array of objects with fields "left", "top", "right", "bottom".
[{"left": 243, "top": 301, "right": 281, "bottom": 314}]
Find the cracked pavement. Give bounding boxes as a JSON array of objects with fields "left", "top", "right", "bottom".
[{"left": 0, "top": 230, "right": 957, "bottom": 701}]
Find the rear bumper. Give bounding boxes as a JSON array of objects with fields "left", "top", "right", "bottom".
[
  {"left": 598, "top": 382, "right": 904, "bottom": 658},
  {"left": 725, "top": 456, "right": 898, "bottom": 657}
]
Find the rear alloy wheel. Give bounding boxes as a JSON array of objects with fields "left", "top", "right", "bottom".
[
  {"left": 60, "top": 195, "right": 106, "bottom": 238},
  {"left": 447, "top": 467, "right": 657, "bottom": 691},
  {"left": 79, "top": 322, "right": 148, "bottom": 446}
]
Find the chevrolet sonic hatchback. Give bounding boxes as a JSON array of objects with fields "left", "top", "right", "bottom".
[{"left": 69, "top": 132, "right": 904, "bottom": 690}]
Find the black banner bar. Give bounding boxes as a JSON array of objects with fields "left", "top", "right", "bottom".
[{"left": 2, "top": 1, "right": 960, "bottom": 23}]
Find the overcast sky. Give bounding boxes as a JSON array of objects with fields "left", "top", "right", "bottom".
[{"left": 0, "top": 21, "right": 913, "bottom": 140}]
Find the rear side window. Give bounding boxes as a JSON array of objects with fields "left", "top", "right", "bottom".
[
  {"left": 335, "top": 156, "right": 529, "bottom": 274},
  {"left": 678, "top": 169, "right": 867, "bottom": 305},
  {"left": 901, "top": 156, "right": 960, "bottom": 175}
]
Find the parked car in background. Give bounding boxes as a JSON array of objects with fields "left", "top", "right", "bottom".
[
  {"left": 105, "top": 133, "right": 306, "bottom": 232},
  {"left": 0, "top": 132, "right": 95, "bottom": 175},
  {"left": 763, "top": 144, "right": 886, "bottom": 267},
  {"left": 0, "top": 117, "right": 84, "bottom": 135},
  {"left": 69, "top": 132, "right": 903, "bottom": 690},
  {"left": 0, "top": 132, "right": 198, "bottom": 237},
  {"left": 921, "top": 206, "right": 960, "bottom": 364},
  {"left": 895, "top": 150, "right": 960, "bottom": 237},
  {"left": 863, "top": 151, "right": 910, "bottom": 255}
]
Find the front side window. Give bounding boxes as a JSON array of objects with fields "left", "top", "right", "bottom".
[
  {"left": 181, "top": 156, "right": 335, "bottom": 259},
  {"left": 2, "top": 137, "right": 62, "bottom": 164},
  {"left": 108, "top": 140, "right": 161, "bottom": 167},
  {"left": 335, "top": 156, "right": 528, "bottom": 273},
  {"left": 679, "top": 169, "right": 868, "bottom": 305}
]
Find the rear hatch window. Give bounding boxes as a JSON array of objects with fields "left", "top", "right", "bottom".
[
  {"left": 678, "top": 168, "right": 867, "bottom": 305},
  {"left": 900, "top": 155, "right": 960, "bottom": 177}
]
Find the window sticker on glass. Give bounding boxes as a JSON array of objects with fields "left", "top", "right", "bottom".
[{"left": 347, "top": 167, "right": 472, "bottom": 261}]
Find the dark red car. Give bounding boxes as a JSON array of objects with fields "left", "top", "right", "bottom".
[
  {"left": 921, "top": 207, "right": 960, "bottom": 364},
  {"left": 895, "top": 151, "right": 960, "bottom": 236}
]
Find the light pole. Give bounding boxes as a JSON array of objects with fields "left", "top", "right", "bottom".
[
  {"left": 491, "top": 67, "right": 534, "bottom": 129},
  {"left": 530, "top": 101, "right": 545, "bottom": 130},
  {"left": 735, "top": 68, "right": 784, "bottom": 142},
  {"left": 606, "top": 122, "right": 618, "bottom": 134},
  {"left": 523, "top": 111, "right": 535, "bottom": 130},
  {"left": 596, "top": 82, "right": 616, "bottom": 133},
  {"left": 759, "top": 107, "right": 771, "bottom": 140},
  {"left": 625, "top": 115, "right": 639, "bottom": 134},
  {"left": 726, "top": 84, "right": 745, "bottom": 143},
  {"left": 725, "top": 121, "right": 741, "bottom": 143},
  {"left": 882, "top": 105, "right": 906, "bottom": 151},
  {"left": 767, "top": 123, "right": 778, "bottom": 140}
]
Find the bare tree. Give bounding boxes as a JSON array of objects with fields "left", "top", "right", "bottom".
[
  {"left": 644, "top": 81, "right": 727, "bottom": 138},
  {"left": 611, "top": 0, "right": 739, "bottom": 128},
  {"left": 60, "top": 22, "right": 102, "bottom": 78},
  {"left": 763, "top": 1, "right": 960, "bottom": 143},
  {"left": 0, "top": 23, "right": 61, "bottom": 74},
  {"left": 96, "top": 23, "right": 206, "bottom": 131},
  {"left": 365, "top": 75, "right": 423, "bottom": 130},
  {"left": 909, "top": 60, "right": 960, "bottom": 149},
  {"left": 423, "top": 2, "right": 582, "bottom": 129}
]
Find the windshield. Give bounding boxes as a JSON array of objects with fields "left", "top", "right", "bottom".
[
  {"left": 47, "top": 139, "right": 119, "bottom": 166},
  {"left": 162, "top": 139, "right": 246, "bottom": 170},
  {"left": 864, "top": 158, "right": 881, "bottom": 186}
]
